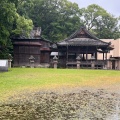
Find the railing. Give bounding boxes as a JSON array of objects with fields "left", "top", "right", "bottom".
[
  {"left": 66, "top": 60, "right": 107, "bottom": 69},
  {"left": 67, "top": 60, "right": 107, "bottom": 64}
]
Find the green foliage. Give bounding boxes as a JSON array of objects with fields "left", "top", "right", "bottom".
[
  {"left": 12, "top": 14, "right": 33, "bottom": 37},
  {"left": 18, "top": 0, "right": 82, "bottom": 41},
  {"left": 81, "top": 4, "right": 120, "bottom": 39},
  {"left": 0, "top": 0, "right": 33, "bottom": 59},
  {"left": 81, "top": 4, "right": 108, "bottom": 30},
  {"left": 0, "top": 1, "right": 16, "bottom": 58},
  {"left": 95, "top": 15, "right": 120, "bottom": 39}
]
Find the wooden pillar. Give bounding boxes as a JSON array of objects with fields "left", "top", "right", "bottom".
[
  {"left": 103, "top": 52, "right": 105, "bottom": 68},
  {"left": 39, "top": 50, "right": 41, "bottom": 64},
  {"left": 95, "top": 52, "right": 97, "bottom": 60},
  {"left": 86, "top": 49, "right": 88, "bottom": 67},
  {"left": 103, "top": 52, "right": 104, "bottom": 60},
  {"left": 58, "top": 50, "right": 59, "bottom": 60},
  {"left": 91, "top": 53, "right": 94, "bottom": 56},
  {"left": 118, "top": 59, "right": 120, "bottom": 70},
  {"left": 17, "top": 46, "right": 20, "bottom": 66},
  {"left": 105, "top": 52, "right": 107, "bottom": 69},
  {"left": 86, "top": 53, "right": 88, "bottom": 61},
  {"left": 86, "top": 46, "right": 88, "bottom": 61},
  {"left": 67, "top": 46, "right": 68, "bottom": 62},
  {"left": 83, "top": 54, "right": 85, "bottom": 60},
  {"left": 105, "top": 53, "right": 107, "bottom": 60}
]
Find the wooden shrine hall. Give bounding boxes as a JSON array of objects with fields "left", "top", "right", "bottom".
[
  {"left": 55, "top": 27, "right": 113, "bottom": 69},
  {"left": 12, "top": 27, "right": 53, "bottom": 67}
]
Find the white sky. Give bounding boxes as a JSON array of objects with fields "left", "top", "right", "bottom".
[{"left": 69, "top": 0, "right": 120, "bottom": 17}]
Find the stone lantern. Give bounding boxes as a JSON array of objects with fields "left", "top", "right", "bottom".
[
  {"left": 91, "top": 56, "right": 95, "bottom": 69},
  {"left": 29, "top": 55, "right": 35, "bottom": 68},
  {"left": 76, "top": 55, "right": 81, "bottom": 69},
  {"left": 8, "top": 54, "right": 12, "bottom": 68},
  {"left": 53, "top": 55, "right": 58, "bottom": 69}
]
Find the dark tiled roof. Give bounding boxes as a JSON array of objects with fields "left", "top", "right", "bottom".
[
  {"left": 58, "top": 27, "right": 110, "bottom": 46},
  {"left": 58, "top": 38, "right": 108, "bottom": 46},
  {"left": 11, "top": 27, "right": 52, "bottom": 43}
]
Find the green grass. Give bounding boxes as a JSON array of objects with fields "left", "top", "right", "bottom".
[{"left": 0, "top": 68, "right": 120, "bottom": 101}]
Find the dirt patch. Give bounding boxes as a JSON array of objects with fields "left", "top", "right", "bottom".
[{"left": 0, "top": 88, "right": 120, "bottom": 120}]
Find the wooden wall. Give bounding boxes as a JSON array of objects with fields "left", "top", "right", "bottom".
[{"left": 13, "top": 39, "right": 51, "bottom": 67}]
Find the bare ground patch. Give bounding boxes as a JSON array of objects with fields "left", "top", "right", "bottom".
[{"left": 0, "top": 87, "right": 120, "bottom": 120}]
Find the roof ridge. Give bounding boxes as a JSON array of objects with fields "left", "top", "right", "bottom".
[{"left": 58, "top": 26, "right": 110, "bottom": 45}]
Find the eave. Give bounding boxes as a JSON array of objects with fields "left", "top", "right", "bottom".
[{"left": 13, "top": 42, "right": 42, "bottom": 46}]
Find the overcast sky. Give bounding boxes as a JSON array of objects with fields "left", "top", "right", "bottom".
[{"left": 69, "top": 0, "right": 120, "bottom": 17}]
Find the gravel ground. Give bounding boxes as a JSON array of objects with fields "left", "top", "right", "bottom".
[{"left": 0, "top": 88, "right": 120, "bottom": 120}]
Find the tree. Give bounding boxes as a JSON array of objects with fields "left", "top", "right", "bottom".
[
  {"left": 18, "top": 0, "right": 82, "bottom": 41},
  {"left": 0, "top": 1, "right": 16, "bottom": 58},
  {"left": 95, "top": 15, "right": 120, "bottom": 39},
  {"left": 81, "top": 4, "right": 109, "bottom": 30},
  {"left": 0, "top": 0, "right": 33, "bottom": 58},
  {"left": 12, "top": 14, "right": 33, "bottom": 37},
  {"left": 81, "top": 4, "right": 120, "bottom": 39}
]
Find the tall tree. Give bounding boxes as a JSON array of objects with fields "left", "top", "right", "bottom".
[
  {"left": 95, "top": 14, "right": 120, "bottom": 39},
  {"left": 0, "top": 1, "right": 16, "bottom": 58},
  {"left": 0, "top": 0, "right": 33, "bottom": 58},
  {"left": 81, "top": 4, "right": 109, "bottom": 30},
  {"left": 18, "top": 0, "right": 82, "bottom": 41},
  {"left": 81, "top": 4, "right": 120, "bottom": 39}
]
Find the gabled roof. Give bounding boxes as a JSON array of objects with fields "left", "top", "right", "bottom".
[{"left": 58, "top": 27, "right": 110, "bottom": 47}]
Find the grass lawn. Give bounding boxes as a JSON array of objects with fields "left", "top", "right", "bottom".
[{"left": 0, "top": 68, "right": 120, "bottom": 101}]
